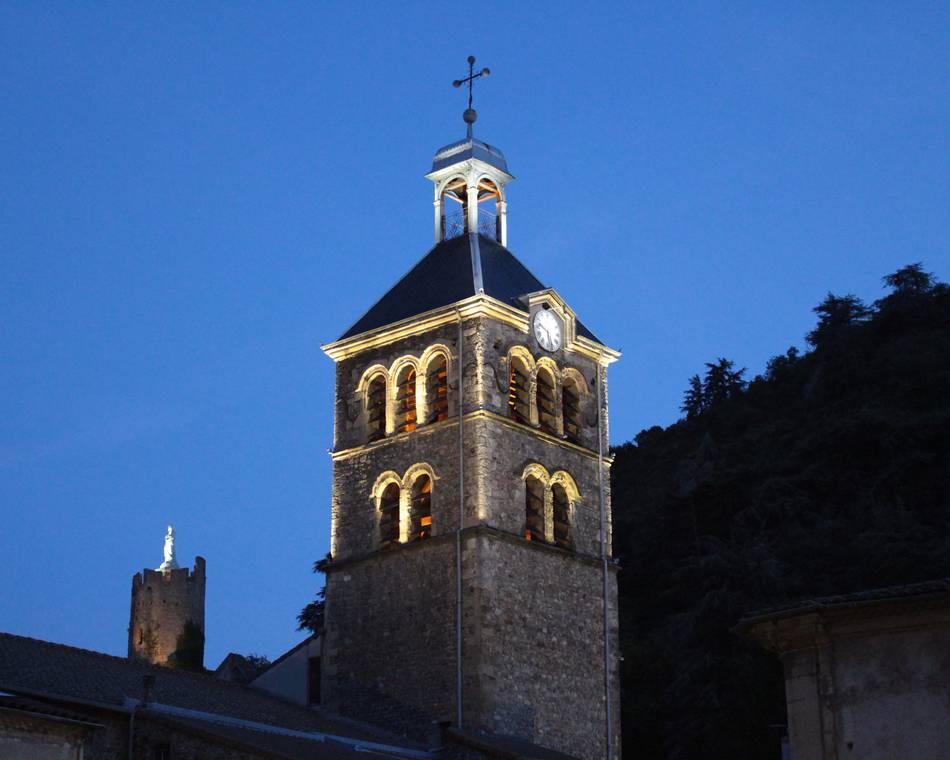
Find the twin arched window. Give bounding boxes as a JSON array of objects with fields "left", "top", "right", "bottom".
[
  {"left": 522, "top": 464, "right": 579, "bottom": 550},
  {"left": 373, "top": 466, "right": 436, "bottom": 548},
  {"left": 360, "top": 348, "right": 450, "bottom": 443},
  {"left": 507, "top": 350, "right": 589, "bottom": 445}
]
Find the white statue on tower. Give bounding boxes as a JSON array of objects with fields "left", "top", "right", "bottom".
[{"left": 158, "top": 524, "right": 180, "bottom": 571}]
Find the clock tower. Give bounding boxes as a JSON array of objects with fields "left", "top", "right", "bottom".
[{"left": 320, "top": 81, "right": 620, "bottom": 760}]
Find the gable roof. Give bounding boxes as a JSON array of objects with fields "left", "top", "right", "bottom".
[
  {"left": 0, "top": 632, "right": 379, "bottom": 743},
  {"left": 338, "top": 234, "right": 600, "bottom": 344}
]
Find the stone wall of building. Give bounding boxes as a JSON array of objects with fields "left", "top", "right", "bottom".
[
  {"left": 0, "top": 711, "right": 89, "bottom": 760},
  {"left": 323, "top": 305, "right": 620, "bottom": 758},
  {"left": 321, "top": 536, "right": 459, "bottom": 741},
  {"left": 744, "top": 586, "right": 950, "bottom": 760},
  {"left": 128, "top": 558, "right": 206, "bottom": 668},
  {"left": 461, "top": 531, "right": 620, "bottom": 760}
]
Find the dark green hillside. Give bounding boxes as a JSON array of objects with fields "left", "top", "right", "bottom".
[{"left": 612, "top": 265, "right": 950, "bottom": 759}]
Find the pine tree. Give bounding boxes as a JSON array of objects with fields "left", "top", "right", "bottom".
[
  {"left": 806, "top": 293, "right": 870, "bottom": 347},
  {"left": 681, "top": 374, "right": 705, "bottom": 418},
  {"left": 702, "top": 358, "right": 746, "bottom": 407}
]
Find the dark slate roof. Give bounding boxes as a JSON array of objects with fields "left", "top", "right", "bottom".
[
  {"left": 142, "top": 711, "right": 412, "bottom": 760},
  {"left": 736, "top": 578, "right": 950, "bottom": 631},
  {"left": 0, "top": 693, "right": 103, "bottom": 728},
  {"left": 0, "top": 632, "right": 381, "bottom": 743},
  {"left": 338, "top": 234, "right": 600, "bottom": 344}
]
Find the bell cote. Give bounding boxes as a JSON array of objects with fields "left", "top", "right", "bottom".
[{"left": 426, "top": 135, "right": 513, "bottom": 247}]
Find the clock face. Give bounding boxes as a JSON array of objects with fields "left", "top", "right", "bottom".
[{"left": 533, "top": 309, "right": 562, "bottom": 351}]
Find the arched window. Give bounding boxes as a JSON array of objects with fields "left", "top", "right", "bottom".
[
  {"left": 395, "top": 366, "right": 417, "bottom": 434},
  {"left": 409, "top": 475, "right": 432, "bottom": 541},
  {"left": 379, "top": 482, "right": 400, "bottom": 548},
  {"left": 425, "top": 355, "right": 449, "bottom": 424},
  {"left": 476, "top": 178, "right": 502, "bottom": 241},
  {"left": 440, "top": 177, "right": 468, "bottom": 239},
  {"left": 508, "top": 357, "right": 531, "bottom": 425},
  {"left": 524, "top": 475, "right": 545, "bottom": 542},
  {"left": 552, "top": 484, "right": 572, "bottom": 549},
  {"left": 562, "top": 374, "right": 583, "bottom": 444},
  {"left": 366, "top": 375, "right": 386, "bottom": 442},
  {"left": 536, "top": 367, "right": 557, "bottom": 435}
]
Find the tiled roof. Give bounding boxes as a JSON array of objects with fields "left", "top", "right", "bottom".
[
  {"left": 736, "top": 578, "right": 950, "bottom": 630},
  {"left": 0, "top": 632, "right": 377, "bottom": 741},
  {"left": 337, "top": 234, "right": 600, "bottom": 344},
  {"left": 142, "top": 711, "right": 390, "bottom": 759}
]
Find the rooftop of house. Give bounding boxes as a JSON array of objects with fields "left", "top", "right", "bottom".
[
  {"left": 0, "top": 631, "right": 422, "bottom": 758},
  {"left": 735, "top": 577, "right": 950, "bottom": 633}
]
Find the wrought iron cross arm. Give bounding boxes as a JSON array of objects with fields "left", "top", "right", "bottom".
[{"left": 452, "top": 55, "right": 490, "bottom": 110}]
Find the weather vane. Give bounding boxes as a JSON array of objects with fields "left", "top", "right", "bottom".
[{"left": 453, "top": 55, "right": 490, "bottom": 135}]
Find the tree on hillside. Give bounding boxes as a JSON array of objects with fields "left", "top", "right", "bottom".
[
  {"left": 764, "top": 347, "right": 800, "bottom": 382},
  {"left": 702, "top": 357, "right": 746, "bottom": 407},
  {"left": 806, "top": 293, "right": 870, "bottom": 347},
  {"left": 882, "top": 262, "right": 936, "bottom": 297},
  {"left": 613, "top": 261, "right": 949, "bottom": 760},
  {"left": 681, "top": 374, "right": 704, "bottom": 418}
]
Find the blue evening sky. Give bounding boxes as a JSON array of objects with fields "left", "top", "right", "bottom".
[{"left": 1, "top": 3, "right": 947, "bottom": 666}]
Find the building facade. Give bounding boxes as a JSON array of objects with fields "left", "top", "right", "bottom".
[
  {"left": 740, "top": 580, "right": 950, "bottom": 760},
  {"left": 320, "top": 122, "right": 621, "bottom": 759}
]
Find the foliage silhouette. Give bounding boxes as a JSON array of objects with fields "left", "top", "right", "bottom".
[{"left": 614, "top": 264, "right": 950, "bottom": 759}]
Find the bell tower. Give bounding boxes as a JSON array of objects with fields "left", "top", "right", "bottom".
[{"left": 320, "top": 61, "right": 621, "bottom": 759}]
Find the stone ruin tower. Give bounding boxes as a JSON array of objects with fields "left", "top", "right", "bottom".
[
  {"left": 319, "top": 71, "right": 621, "bottom": 760},
  {"left": 128, "top": 525, "right": 206, "bottom": 670}
]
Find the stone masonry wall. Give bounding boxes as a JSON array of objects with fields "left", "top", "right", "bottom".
[
  {"left": 462, "top": 531, "right": 621, "bottom": 760},
  {"left": 324, "top": 305, "right": 619, "bottom": 758},
  {"left": 466, "top": 415, "right": 608, "bottom": 557},
  {"left": 321, "top": 537, "right": 458, "bottom": 741},
  {"left": 128, "top": 558, "right": 205, "bottom": 667}
]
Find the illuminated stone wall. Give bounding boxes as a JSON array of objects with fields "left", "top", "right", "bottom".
[
  {"left": 461, "top": 530, "right": 620, "bottom": 760},
  {"left": 321, "top": 538, "right": 459, "bottom": 741},
  {"left": 128, "top": 557, "right": 205, "bottom": 668},
  {"left": 323, "top": 308, "right": 620, "bottom": 758}
]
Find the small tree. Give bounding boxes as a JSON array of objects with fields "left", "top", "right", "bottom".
[
  {"left": 298, "top": 554, "right": 330, "bottom": 634},
  {"left": 764, "top": 347, "right": 800, "bottom": 382},
  {"left": 244, "top": 654, "right": 271, "bottom": 674},
  {"left": 298, "top": 587, "right": 325, "bottom": 634},
  {"left": 681, "top": 374, "right": 705, "bottom": 418},
  {"left": 170, "top": 620, "right": 205, "bottom": 671},
  {"left": 702, "top": 358, "right": 746, "bottom": 408},
  {"left": 882, "top": 262, "right": 935, "bottom": 297},
  {"left": 806, "top": 293, "right": 870, "bottom": 347}
]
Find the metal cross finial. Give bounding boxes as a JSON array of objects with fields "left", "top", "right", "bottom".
[{"left": 453, "top": 55, "right": 490, "bottom": 135}]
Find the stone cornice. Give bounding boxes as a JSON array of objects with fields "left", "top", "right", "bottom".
[
  {"left": 330, "top": 407, "right": 615, "bottom": 465},
  {"left": 323, "top": 522, "right": 621, "bottom": 573},
  {"left": 322, "top": 294, "right": 620, "bottom": 366}
]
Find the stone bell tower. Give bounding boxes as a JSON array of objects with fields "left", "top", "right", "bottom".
[
  {"left": 320, "top": 60, "right": 621, "bottom": 759},
  {"left": 128, "top": 525, "right": 206, "bottom": 670}
]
